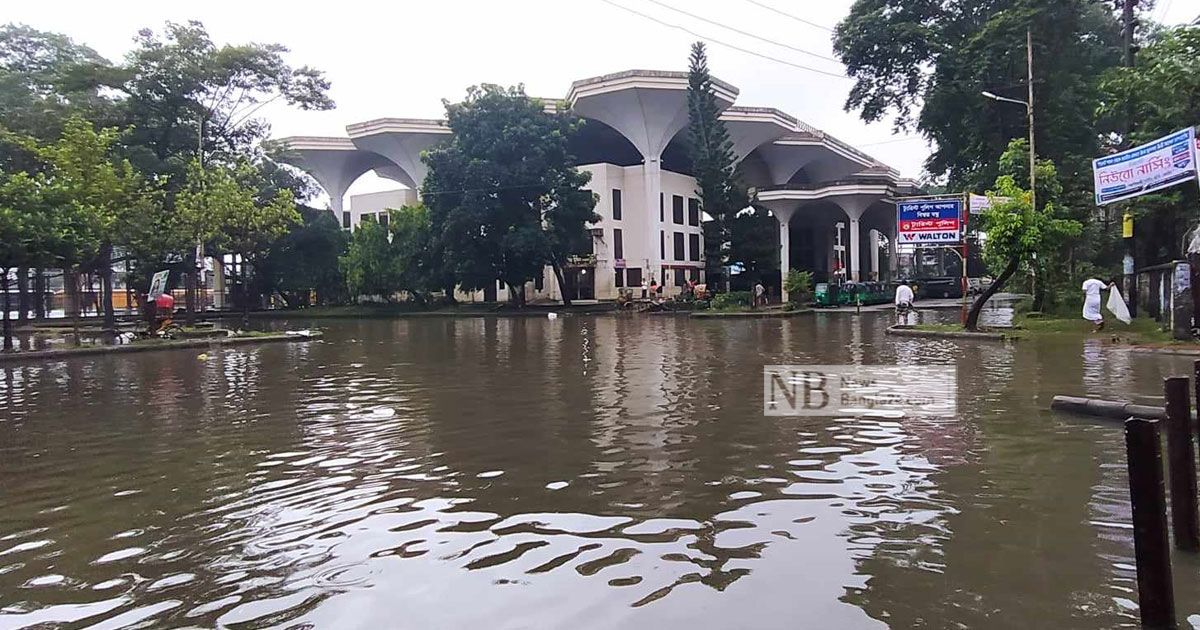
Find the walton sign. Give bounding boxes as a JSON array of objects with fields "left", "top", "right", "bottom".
[{"left": 896, "top": 197, "right": 964, "bottom": 244}]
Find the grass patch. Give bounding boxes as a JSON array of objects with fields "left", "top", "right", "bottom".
[
  {"left": 1013, "top": 314, "right": 1177, "bottom": 345},
  {"left": 913, "top": 323, "right": 971, "bottom": 333}
]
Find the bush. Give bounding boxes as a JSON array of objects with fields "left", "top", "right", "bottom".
[
  {"left": 784, "top": 269, "right": 813, "bottom": 297},
  {"left": 711, "top": 291, "right": 753, "bottom": 309}
]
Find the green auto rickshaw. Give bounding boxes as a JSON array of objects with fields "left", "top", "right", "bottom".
[{"left": 813, "top": 282, "right": 840, "bottom": 308}]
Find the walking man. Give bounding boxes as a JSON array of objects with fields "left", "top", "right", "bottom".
[
  {"left": 894, "top": 281, "right": 915, "bottom": 325},
  {"left": 1081, "top": 277, "right": 1111, "bottom": 332}
]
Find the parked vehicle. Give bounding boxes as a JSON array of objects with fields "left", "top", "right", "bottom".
[
  {"left": 814, "top": 281, "right": 895, "bottom": 307},
  {"left": 967, "top": 276, "right": 994, "bottom": 295},
  {"left": 813, "top": 282, "right": 840, "bottom": 307},
  {"left": 916, "top": 276, "right": 963, "bottom": 299}
]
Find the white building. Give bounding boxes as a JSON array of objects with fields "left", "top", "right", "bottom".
[{"left": 278, "top": 69, "right": 918, "bottom": 303}]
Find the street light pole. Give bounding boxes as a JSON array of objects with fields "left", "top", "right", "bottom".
[
  {"left": 1026, "top": 28, "right": 1036, "bottom": 210},
  {"left": 980, "top": 28, "right": 1036, "bottom": 209}
]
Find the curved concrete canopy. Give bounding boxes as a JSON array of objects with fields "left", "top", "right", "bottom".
[
  {"left": 754, "top": 135, "right": 877, "bottom": 186},
  {"left": 757, "top": 182, "right": 894, "bottom": 217},
  {"left": 275, "top": 136, "right": 401, "bottom": 211},
  {"left": 720, "top": 106, "right": 797, "bottom": 164},
  {"left": 567, "top": 70, "right": 737, "bottom": 161},
  {"left": 346, "top": 118, "right": 451, "bottom": 192}
]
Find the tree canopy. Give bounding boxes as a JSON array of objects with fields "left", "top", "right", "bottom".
[
  {"left": 685, "top": 42, "right": 745, "bottom": 288},
  {"left": 834, "top": 0, "right": 1123, "bottom": 193},
  {"left": 422, "top": 84, "right": 598, "bottom": 305}
]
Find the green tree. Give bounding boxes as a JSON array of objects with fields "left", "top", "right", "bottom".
[
  {"left": 422, "top": 84, "right": 597, "bottom": 306},
  {"left": 109, "top": 21, "right": 333, "bottom": 319},
  {"left": 0, "top": 24, "right": 116, "bottom": 155},
  {"left": 834, "top": 0, "right": 1122, "bottom": 186},
  {"left": 177, "top": 159, "right": 298, "bottom": 325},
  {"left": 685, "top": 42, "right": 744, "bottom": 289},
  {"left": 113, "top": 21, "right": 333, "bottom": 179},
  {"left": 0, "top": 172, "right": 64, "bottom": 350},
  {"left": 1097, "top": 25, "right": 1200, "bottom": 267},
  {"left": 728, "top": 207, "right": 778, "bottom": 286},
  {"left": 966, "top": 139, "right": 1081, "bottom": 330},
  {"left": 36, "top": 117, "right": 153, "bottom": 334},
  {"left": 260, "top": 205, "right": 348, "bottom": 307},
  {"left": 388, "top": 205, "right": 437, "bottom": 303},
  {"left": 340, "top": 219, "right": 400, "bottom": 302}
]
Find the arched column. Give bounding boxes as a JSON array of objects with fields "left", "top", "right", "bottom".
[
  {"left": 568, "top": 71, "right": 737, "bottom": 278},
  {"left": 346, "top": 118, "right": 452, "bottom": 196},
  {"left": 759, "top": 200, "right": 799, "bottom": 303},
  {"left": 275, "top": 137, "right": 403, "bottom": 217},
  {"left": 830, "top": 196, "right": 877, "bottom": 282}
]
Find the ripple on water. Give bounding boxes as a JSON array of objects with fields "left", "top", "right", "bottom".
[{"left": 0, "top": 314, "right": 1178, "bottom": 629}]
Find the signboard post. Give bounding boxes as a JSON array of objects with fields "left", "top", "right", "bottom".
[
  {"left": 897, "top": 196, "right": 969, "bottom": 323},
  {"left": 1093, "top": 127, "right": 1197, "bottom": 206},
  {"left": 147, "top": 270, "right": 169, "bottom": 298}
]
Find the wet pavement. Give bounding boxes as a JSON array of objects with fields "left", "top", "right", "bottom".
[{"left": 1, "top": 313, "right": 1198, "bottom": 628}]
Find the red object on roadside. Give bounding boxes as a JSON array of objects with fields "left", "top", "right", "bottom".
[{"left": 155, "top": 293, "right": 175, "bottom": 311}]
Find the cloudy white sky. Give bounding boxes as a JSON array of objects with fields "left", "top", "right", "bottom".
[{"left": 7, "top": 0, "right": 1200, "bottom": 201}]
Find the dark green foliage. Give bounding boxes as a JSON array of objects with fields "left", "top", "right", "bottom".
[
  {"left": 1098, "top": 26, "right": 1200, "bottom": 267},
  {"left": 261, "top": 206, "right": 348, "bottom": 306},
  {"left": 685, "top": 42, "right": 746, "bottom": 286},
  {"left": 422, "top": 84, "right": 598, "bottom": 305},
  {"left": 711, "top": 291, "right": 753, "bottom": 309},
  {"left": 339, "top": 205, "right": 436, "bottom": 303},
  {"left": 728, "top": 206, "right": 778, "bottom": 280},
  {"left": 834, "top": 0, "right": 1122, "bottom": 193}
]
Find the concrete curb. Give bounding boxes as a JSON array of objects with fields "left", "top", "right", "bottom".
[
  {"left": 0, "top": 332, "right": 323, "bottom": 364},
  {"left": 885, "top": 325, "right": 1016, "bottom": 341},
  {"left": 1129, "top": 346, "right": 1200, "bottom": 357},
  {"left": 690, "top": 309, "right": 813, "bottom": 319}
]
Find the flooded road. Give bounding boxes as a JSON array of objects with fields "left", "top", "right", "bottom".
[{"left": 2, "top": 313, "right": 1198, "bottom": 628}]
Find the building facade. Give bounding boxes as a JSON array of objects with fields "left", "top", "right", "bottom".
[{"left": 278, "top": 69, "right": 918, "bottom": 303}]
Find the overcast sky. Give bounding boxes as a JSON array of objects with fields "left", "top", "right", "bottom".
[{"left": 7, "top": 0, "right": 1199, "bottom": 202}]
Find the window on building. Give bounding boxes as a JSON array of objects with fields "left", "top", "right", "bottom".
[
  {"left": 535, "top": 273, "right": 544, "bottom": 291},
  {"left": 672, "top": 195, "right": 684, "bottom": 224},
  {"left": 659, "top": 193, "right": 664, "bottom": 222},
  {"left": 689, "top": 233, "right": 700, "bottom": 261},
  {"left": 378, "top": 212, "right": 389, "bottom": 228},
  {"left": 689, "top": 269, "right": 700, "bottom": 283},
  {"left": 675, "top": 268, "right": 686, "bottom": 287},
  {"left": 688, "top": 198, "right": 700, "bottom": 226},
  {"left": 361, "top": 213, "right": 376, "bottom": 223},
  {"left": 613, "top": 228, "right": 624, "bottom": 260},
  {"left": 626, "top": 267, "right": 642, "bottom": 288},
  {"left": 614, "top": 268, "right": 624, "bottom": 288},
  {"left": 612, "top": 189, "right": 622, "bottom": 220},
  {"left": 673, "top": 232, "right": 685, "bottom": 260},
  {"left": 342, "top": 211, "right": 351, "bottom": 229},
  {"left": 660, "top": 231, "right": 665, "bottom": 259}
]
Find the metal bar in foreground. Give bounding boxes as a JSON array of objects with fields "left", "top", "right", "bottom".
[{"left": 1125, "top": 417, "right": 1176, "bottom": 629}]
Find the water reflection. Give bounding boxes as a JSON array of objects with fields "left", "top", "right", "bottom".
[{"left": 0, "top": 314, "right": 1197, "bottom": 628}]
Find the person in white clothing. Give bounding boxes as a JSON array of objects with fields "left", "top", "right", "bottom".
[
  {"left": 1081, "top": 277, "right": 1112, "bottom": 332},
  {"left": 894, "top": 282, "right": 915, "bottom": 325}
]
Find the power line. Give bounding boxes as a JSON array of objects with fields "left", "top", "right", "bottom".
[
  {"left": 1157, "top": 0, "right": 1175, "bottom": 24},
  {"left": 742, "top": 0, "right": 834, "bottom": 32},
  {"left": 858, "top": 136, "right": 927, "bottom": 147},
  {"left": 643, "top": 0, "right": 841, "bottom": 64},
  {"left": 597, "top": 0, "right": 849, "bottom": 79}
]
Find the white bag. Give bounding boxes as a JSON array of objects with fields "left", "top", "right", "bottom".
[{"left": 1107, "top": 286, "right": 1132, "bottom": 324}]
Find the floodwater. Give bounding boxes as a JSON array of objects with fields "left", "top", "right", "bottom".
[{"left": 2, "top": 311, "right": 1199, "bottom": 629}]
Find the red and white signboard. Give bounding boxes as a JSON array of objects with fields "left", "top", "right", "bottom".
[{"left": 896, "top": 198, "right": 964, "bottom": 244}]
